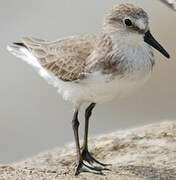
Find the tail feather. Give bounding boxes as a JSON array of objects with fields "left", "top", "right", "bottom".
[
  {"left": 13, "top": 42, "right": 27, "bottom": 48},
  {"left": 7, "top": 42, "right": 59, "bottom": 87},
  {"left": 7, "top": 43, "right": 40, "bottom": 68}
]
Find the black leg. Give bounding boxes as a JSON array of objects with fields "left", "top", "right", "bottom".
[
  {"left": 81, "top": 103, "right": 111, "bottom": 169},
  {"left": 83, "top": 103, "right": 96, "bottom": 149},
  {"left": 72, "top": 110, "right": 81, "bottom": 162},
  {"left": 72, "top": 109, "right": 103, "bottom": 175}
]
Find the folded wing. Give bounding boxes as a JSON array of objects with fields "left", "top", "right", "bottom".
[{"left": 21, "top": 35, "right": 96, "bottom": 81}]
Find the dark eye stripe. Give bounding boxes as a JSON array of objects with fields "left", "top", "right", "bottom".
[{"left": 131, "top": 25, "right": 146, "bottom": 34}]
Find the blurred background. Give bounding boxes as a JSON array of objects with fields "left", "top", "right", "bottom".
[{"left": 0, "top": 0, "right": 175, "bottom": 164}]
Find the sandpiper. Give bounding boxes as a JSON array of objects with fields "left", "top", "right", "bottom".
[{"left": 7, "top": 3, "right": 170, "bottom": 175}]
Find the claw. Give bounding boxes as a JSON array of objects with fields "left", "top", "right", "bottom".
[
  {"left": 74, "top": 160, "right": 103, "bottom": 176},
  {"left": 81, "top": 148, "right": 112, "bottom": 170}
]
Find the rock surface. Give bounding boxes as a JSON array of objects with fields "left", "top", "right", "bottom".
[{"left": 1, "top": 121, "right": 176, "bottom": 180}]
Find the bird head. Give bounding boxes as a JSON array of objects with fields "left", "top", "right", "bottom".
[{"left": 103, "top": 3, "right": 170, "bottom": 59}]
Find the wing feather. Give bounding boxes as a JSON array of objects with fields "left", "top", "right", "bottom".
[{"left": 21, "top": 35, "right": 96, "bottom": 81}]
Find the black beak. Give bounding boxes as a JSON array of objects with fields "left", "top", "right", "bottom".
[{"left": 144, "top": 30, "right": 170, "bottom": 59}]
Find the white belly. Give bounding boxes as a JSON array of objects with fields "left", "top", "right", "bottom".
[{"left": 56, "top": 69, "right": 152, "bottom": 107}]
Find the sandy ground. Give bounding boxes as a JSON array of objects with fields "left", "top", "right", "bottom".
[{"left": 1, "top": 121, "right": 176, "bottom": 180}]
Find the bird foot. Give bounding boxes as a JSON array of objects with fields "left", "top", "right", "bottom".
[
  {"left": 81, "top": 148, "right": 111, "bottom": 170},
  {"left": 74, "top": 160, "right": 103, "bottom": 176}
]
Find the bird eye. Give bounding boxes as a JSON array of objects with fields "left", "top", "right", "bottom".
[{"left": 124, "top": 19, "right": 132, "bottom": 26}]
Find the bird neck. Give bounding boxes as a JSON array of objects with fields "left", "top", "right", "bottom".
[{"left": 100, "top": 31, "right": 154, "bottom": 65}]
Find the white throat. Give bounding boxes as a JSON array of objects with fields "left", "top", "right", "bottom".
[
  {"left": 109, "top": 31, "right": 154, "bottom": 79},
  {"left": 111, "top": 31, "right": 144, "bottom": 48},
  {"left": 109, "top": 31, "right": 153, "bottom": 61}
]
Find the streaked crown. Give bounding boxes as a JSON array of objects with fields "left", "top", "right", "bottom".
[{"left": 103, "top": 4, "right": 149, "bottom": 34}]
